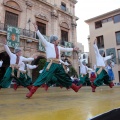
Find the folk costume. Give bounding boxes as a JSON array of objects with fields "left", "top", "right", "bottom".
[
  {"left": 77, "top": 59, "right": 92, "bottom": 88},
  {"left": 106, "top": 61, "right": 115, "bottom": 81},
  {"left": 13, "top": 62, "right": 37, "bottom": 90},
  {"left": 26, "top": 30, "right": 81, "bottom": 98},
  {"left": 91, "top": 43, "right": 114, "bottom": 92},
  {"left": 0, "top": 45, "right": 34, "bottom": 89}
]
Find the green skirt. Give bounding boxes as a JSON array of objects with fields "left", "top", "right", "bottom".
[
  {"left": 78, "top": 74, "right": 91, "bottom": 86},
  {"left": 93, "top": 68, "right": 111, "bottom": 87},
  {"left": 0, "top": 67, "right": 32, "bottom": 88},
  {"left": 46, "top": 75, "right": 60, "bottom": 87},
  {"left": 33, "top": 62, "right": 72, "bottom": 88}
]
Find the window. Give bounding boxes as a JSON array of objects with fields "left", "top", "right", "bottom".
[
  {"left": 61, "top": 30, "right": 68, "bottom": 41},
  {"left": 37, "top": 22, "right": 46, "bottom": 35},
  {"left": 102, "top": 19, "right": 107, "bottom": 23},
  {"left": 61, "top": 30, "right": 68, "bottom": 45},
  {"left": 117, "top": 49, "right": 120, "bottom": 59},
  {"left": 95, "top": 21, "right": 102, "bottom": 29},
  {"left": 102, "top": 17, "right": 113, "bottom": 23},
  {"left": 61, "top": 2, "right": 66, "bottom": 11},
  {"left": 5, "top": 11, "right": 18, "bottom": 27},
  {"left": 108, "top": 17, "right": 113, "bottom": 22},
  {"left": 83, "top": 54, "right": 86, "bottom": 59},
  {"left": 117, "top": 49, "right": 120, "bottom": 64},
  {"left": 96, "top": 35, "right": 104, "bottom": 49},
  {"left": 114, "top": 14, "right": 120, "bottom": 23},
  {"left": 116, "top": 31, "right": 120, "bottom": 45}
]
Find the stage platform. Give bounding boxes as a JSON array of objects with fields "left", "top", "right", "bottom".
[{"left": 0, "top": 86, "right": 120, "bottom": 120}]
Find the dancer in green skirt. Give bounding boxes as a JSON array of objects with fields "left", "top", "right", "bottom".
[
  {"left": 0, "top": 38, "right": 37, "bottom": 90},
  {"left": 91, "top": 38, "right": 114, "bottom": 92},
  {"left": 13, "top": 61, "right": 38, "bottom": 90},
  {"left": 26, "top": 23, "right": 81, "bottom": 98},
  {"left": 77, "top": 58, "right": 92, "bottom": 89}
]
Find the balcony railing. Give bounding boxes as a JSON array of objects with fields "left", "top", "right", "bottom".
[
  {"left": 0, "top": 23, "right": 75, "bottom": 49},
  {"left": 60, "top": 40, "right": 74, "bottom": 48},
  {"left": 0, "top": 23, "right": 36, "bottom": 38}
]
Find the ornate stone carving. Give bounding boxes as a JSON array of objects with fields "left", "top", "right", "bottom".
[
  {"left": 60, "top": 22, "right": 69, "bottom": 29},
  {"left": 26, "top": 0, "right": 33, "bottom": 7},
  {"left": 51, "top": 9, "right": 58, "bottom": 18},
  {"left": 71, "top": 18, "right": 77, "bottom": 27},
  {"left": 3, "top": 0, "right": 22, "bottom": 11},
  {"left": 35, "top": 13, "right": 49, "bottom": 21}
]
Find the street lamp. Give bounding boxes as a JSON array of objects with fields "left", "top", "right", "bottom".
[{"left": 27, "top": 18, "right": 31, "bottom": 37}]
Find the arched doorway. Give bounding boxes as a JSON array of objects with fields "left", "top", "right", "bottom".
[
  {"left": 0, "top": 52, "right": 10, "bottom": 79},
  {"left": 31, "top": 56, "right": 46, "bottom": 82}
]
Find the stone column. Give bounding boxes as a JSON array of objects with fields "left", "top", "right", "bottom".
[
  {"left": 71, "top": 18, "right": 79, "bottom": 75},
  {"left": 51, "top": 9, "right": 58, "bottom": 35}
]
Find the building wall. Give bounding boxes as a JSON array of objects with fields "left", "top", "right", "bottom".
[
  {"left": 76, "top": 42, "right": 84, "bottom": 53},
  {"left": 0, "top": 0, "right": 79, "bottom": 74},
  {"left": 86, "top": 9, "right": 120, "bottom": 83}
]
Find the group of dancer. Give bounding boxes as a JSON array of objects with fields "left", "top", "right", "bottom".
[
  {"left": 0, "top": 23, "right": 114, "bottom": 98},
  {"left": 78, "top": 38, "right": 114, "bottom": 92}
]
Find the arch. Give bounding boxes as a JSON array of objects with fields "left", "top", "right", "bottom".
[
  {"left": 0, "top": 52, "right": 10, "bottom": 79},
  {"left": 60, "top": 21, "right": 70, "bottom": 30},
  {"left": 3, "top": 0, "right": 22, "bottom": 11}
]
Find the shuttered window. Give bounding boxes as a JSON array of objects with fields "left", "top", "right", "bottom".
[{"left": 5, "top": 11, "right": 18, "bottom": 27}]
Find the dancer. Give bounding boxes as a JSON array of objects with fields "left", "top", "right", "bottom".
[
  {"left": 77, "top": 58, "right": 92, "bottom": 89},
  {"left": 26, "top": 23, "right": 81, "bottom": 98},
  {"left": 13, "top": 61, "right": 38, "bottom": 90},
  {"left": 106, "top": 60, "right": 115, "bottom": 81},
  {"left": 43, "top": 60, "right": 70, "bottom": 91},
  {"left": 0, "top": 38, "right": 37, "bottom": 90},
  {"left": 91, "top": 38, "right": 114, "bottom": 92},
  {"left": 90, "top": 65, "right": 96, "bottom": 84}
]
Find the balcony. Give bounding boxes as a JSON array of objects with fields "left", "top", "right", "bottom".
[
  {"left": 0, "top": 23, "right": 36, "bottom": 38},
  {"left": 0, "top": 23, "right": 74, "bottom": 48}
]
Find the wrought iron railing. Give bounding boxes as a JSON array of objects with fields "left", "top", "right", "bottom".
[
  {"left": 0, "top": 23, "right": 36, "bottom": 38},
  {"left": 60, "top": 40, "right": 74, "bottom": 47},
  {"left": 0, "top": 23, "right": 75, "bottom": 48}
]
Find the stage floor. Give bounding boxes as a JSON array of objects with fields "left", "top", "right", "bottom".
[{"left": 0, "top": 86, "right": 120, "bottom": 120}]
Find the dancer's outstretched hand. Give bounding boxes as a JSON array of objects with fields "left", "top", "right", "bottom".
[
  {"left": 73, "top": 47, "right": 79, "bottom": 52},
  {"left": 33, "top": 23, "right": 38, "bottom": 31}
]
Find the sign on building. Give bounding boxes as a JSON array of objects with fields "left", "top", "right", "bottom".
[
  {"left": 7, "top": 26, "right": 20, "bottom": 48},
  {"left": 64, "top": 41, "right": 72, "bottom": 56},
  {"left": 38, "top": 35, "right": 49, "bottom": 52},
  {"left": 106, "top": 48, "right": 116, "bottom": 64}
]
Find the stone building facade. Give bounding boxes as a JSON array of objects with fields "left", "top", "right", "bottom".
[
  {"left": 0, "top": 0, "right": 79, "bottom": 80},
  {"left": 85, "top": 8, "right": 120, "bottom": 84}
]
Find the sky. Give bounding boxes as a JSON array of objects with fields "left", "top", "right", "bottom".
[{"left": 75, "top": 0, "right": 120, "bottom": 52}]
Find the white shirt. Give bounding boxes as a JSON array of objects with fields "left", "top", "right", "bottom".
[
  {"left": 19, "top": 62, "right": 37, "bottom": 72},
  {"left": 4, "top": 45, "right": 34, "bottom": 65},
  {"left": 79, "top": 59, "right": 92, "bottom": 74},
  {"left": 93, "top": 43, "right": 112, "bottom": 67},
  {"left": 0, "top": 60, "right": 3, "bottom": 67},
  {"left": 36, "top": 30, "right": 73, "bottom": 59}
]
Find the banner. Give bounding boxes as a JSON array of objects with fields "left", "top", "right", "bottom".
[
  {"left": 106, "top": 48, "right": 116, "bottom": 64},
  {"left": 64, "top": 41, "right": 72, "bottom": 56},
  {"left": 38, "top": 35, "right": 49, "bottom": 52},
  {"left": 7, "top": 26, "right": 20, "bottom": 48}
]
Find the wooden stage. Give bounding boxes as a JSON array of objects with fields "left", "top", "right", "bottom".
[{"left": 0, "top": 86, "right": 120, "bottom": 120}]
